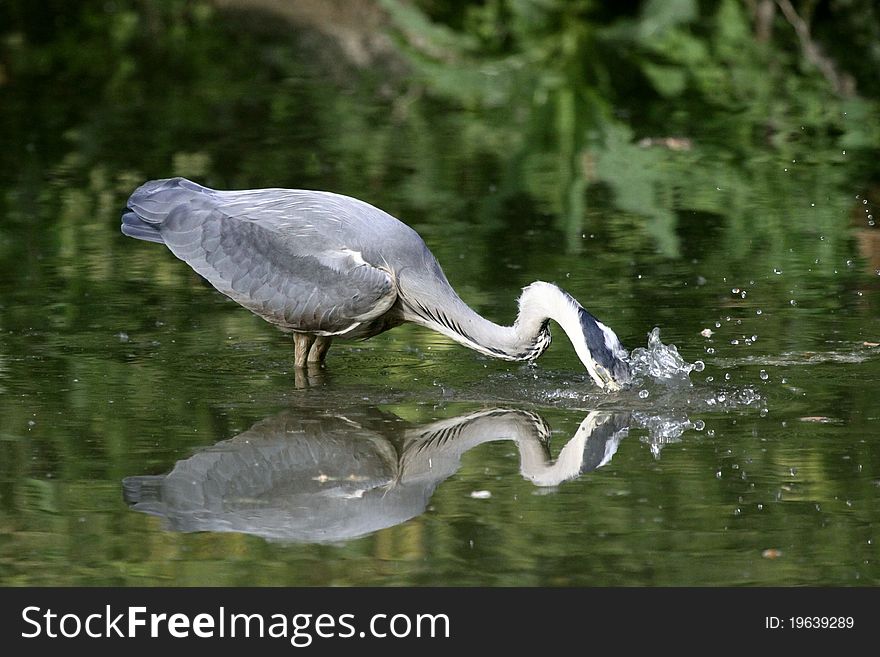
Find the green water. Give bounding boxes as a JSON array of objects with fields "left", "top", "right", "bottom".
[{"left": 2, "top": 2, "right": 880, "bottom": 586}]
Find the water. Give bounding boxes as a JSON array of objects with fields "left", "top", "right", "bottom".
[
  {"left": 2, "top": 4, "right": 880, "bottom": 587},
  {"left": 629, "top": 327, "right": 700, "bottom": 383}
]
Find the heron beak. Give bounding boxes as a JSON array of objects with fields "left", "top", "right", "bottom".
[
  {"left": 600, "top": 373, "right": 622, "bottom": 391},
  {"left": 593, "top": 361, "right": 627, "bottom": 391},
  {"left": 575, "top": 308, "right": 631, "bottom": 391}
]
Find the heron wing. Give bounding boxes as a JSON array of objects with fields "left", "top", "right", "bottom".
[{"left": 155, "top": 192, "right": 397, "bottom": 335}]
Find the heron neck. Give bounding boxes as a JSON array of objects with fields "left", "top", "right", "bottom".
[{"left": 405, "top": 281, "right": 583, "bottom": 362}]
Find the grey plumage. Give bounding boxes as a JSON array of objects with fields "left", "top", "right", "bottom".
[
  {"left": 121, "top": 177, "right": 631, "bottom": 388},
  {"left": 123, "top": 178, "right": 405, "bottom": 338}
]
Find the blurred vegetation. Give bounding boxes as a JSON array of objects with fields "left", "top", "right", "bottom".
[
  {"left": 1, "top": 0, "right": 879, "bottom": 585},
  {"left": 2, "top": 0, "right": 879, "bottom": 258},
  {"left": 378, "top": 0, "right": 880, "bottom": 254}
]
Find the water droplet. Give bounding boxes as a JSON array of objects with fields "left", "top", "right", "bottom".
[
  {"left": 730, "top": 339, "right": 739, "bottom": 345},
  {"left": 731, "top": 287, "right": 740, "bottom": 294},
  {"left": 717, "top": 393, "right": 726, "bottom": 402},
  {"left": 715, "top": 321, "right": 721, "bottom": 328},
  {"left": 470, "top": 490, "right": 492, "bottom": 499},
  {"left": 693, "top": 360, "right": 705, "bottom": 372},
  {"left": 706, "top": 375, "right": 714, "bottom": 382},
  {"left": 694, "top": 420, "right": 705, "bottom": 431},
  {"left": 715, "top": 470, "right": 722, "bottom": 479},
  {"left": 790, "top": 299, "right": 797, "bottom": 306},
  {"left": 706, "top": 347, "right": 715, "bottom": 355},
  {"left": 724, "top": 372, "right": 731, "bottom": 381},
  {"left": 760, "top": 370, "right": 769, "bottom": 380},
  {"left": 789, "top": 467, "right": 798, "bottom": 476},
  {"left": 756, "top": 309, "right": 762, "bottom": 315},
  {"left": 638, "top": 389, "right": 650, "bottom": 399},
  {"left": 707, "top": 429, "right": 715, "bottom": 437},
  {"left": 740, "top": 291, "right": 747, "bottom": 298}
]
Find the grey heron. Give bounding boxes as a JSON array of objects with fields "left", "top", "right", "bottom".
[{"left": 121, "top": 177, "right": 631, "bottom": 389}]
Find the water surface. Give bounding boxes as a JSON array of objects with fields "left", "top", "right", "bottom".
[{"left": 1, "top": 2, "right": 879, "bottom": 587}]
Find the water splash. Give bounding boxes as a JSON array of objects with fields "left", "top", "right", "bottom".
[
  {"left": 633, "top": 411, "right": 698, "bottom": 441},
  {"left": 704, "top": 386, "right": 763, "bottom": 408},
  {"left": 628, "top": 327, "right": 698, "bottom": 385},
  {"left": 633, "top": 411, "right": 700, "bottom": 458}
]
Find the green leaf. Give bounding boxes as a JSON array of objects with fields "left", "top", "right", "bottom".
[
  {"left": 637, "top": 0, "right": 698, "bottom": 41},
  {"left": 642, "top": 62, "right": 688, "bottom": 97}
]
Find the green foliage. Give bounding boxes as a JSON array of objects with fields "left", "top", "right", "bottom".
[{"left": 382, "top": 0, "right": 880, "bottom": 257}]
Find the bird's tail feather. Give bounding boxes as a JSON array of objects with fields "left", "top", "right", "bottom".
[
  {"left": 121, "top": 177, "right": 209, "bottom": 244},
  {"left": 121, "top": 475, "right": 169, "bottom": 517},
  {"left": 121, "top": 210, "right": 165, "bottom": 243}
]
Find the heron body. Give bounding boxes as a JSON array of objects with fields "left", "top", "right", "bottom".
[{"left": 121, "top": 177, "right": 630, "bottom": 389}]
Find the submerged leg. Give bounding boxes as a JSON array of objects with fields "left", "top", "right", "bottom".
[
  {"left": 294, "top": 333, "right": 316, "bottom": 368},
  {"left": 307, "top": 336, "right": 333, "bottom": 365},
  {"left": 293, "top": 366, "right": 327, "bottom": 389}
]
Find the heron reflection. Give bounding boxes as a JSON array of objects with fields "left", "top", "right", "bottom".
[{"left": 123, "top": 406, "right": 637, "bottom": 543}]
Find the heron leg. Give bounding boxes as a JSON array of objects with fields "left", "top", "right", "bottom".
[
  {"left": 293, "top": 366, "right": 326, "bottom": 389},
  {"left": 293, "top": 368, "right": 308, "bottom": 389},
  {"left": 294, "top": 333, "right": 316, "bottom": 368},
  {"left": 307, "top": 336, "right": 333, "bottom": 365}
]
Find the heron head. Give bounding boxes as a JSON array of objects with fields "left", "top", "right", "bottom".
[
  {"left": 576, "top": 308, "right": 631, "bottom": 391},
  {"left": 516, "top": 281, "right": 632, "bottom": 391}
]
